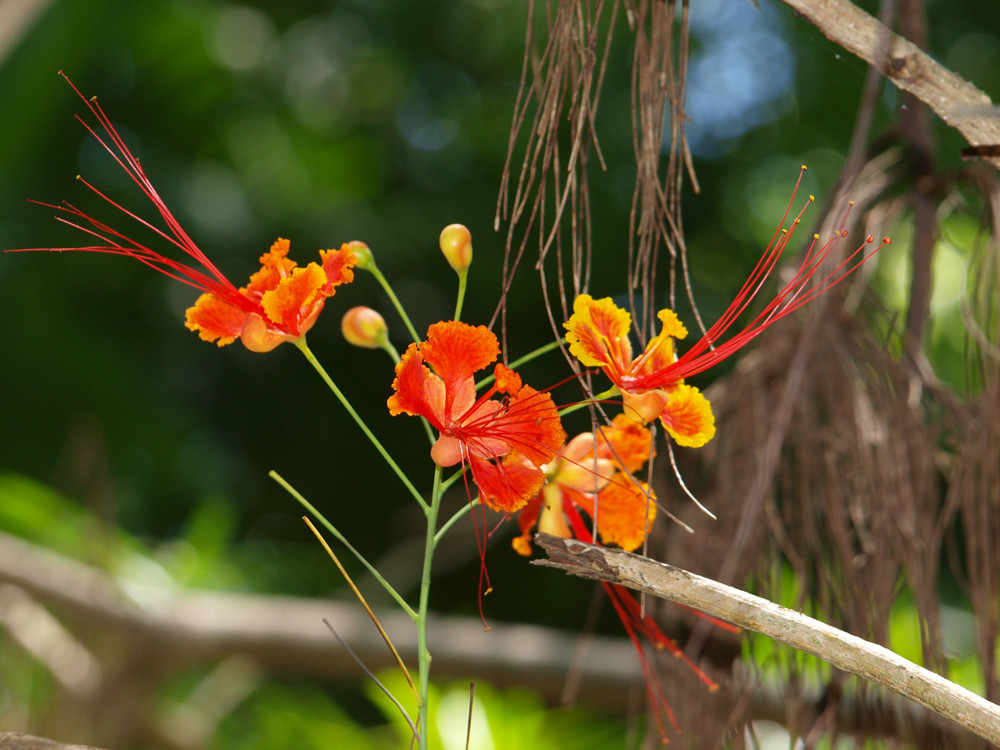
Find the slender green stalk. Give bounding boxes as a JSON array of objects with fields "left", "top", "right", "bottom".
[
  {"left": 269, "top": 470, "right": 417, "bottom": 620},
  {"left": 434, "top": 496, "right": 480, "bottom": 546},
  {"left": 440, "top": 466, "right": 468, "bottom": 495},
  {"left": 416, "top": 465, "right": 444, "bottom": 748},
  {"left": 453, "top": 269, "right": 468, "bottom": 321},
  {"left": 558, "top": 385, "right": 620, "bottom": 417},
  {"left": 365, "top": 262, "right": 422, "bottom": 344},
  {"left": 295, "top": 339, "right": 429, "bottom": 513}
]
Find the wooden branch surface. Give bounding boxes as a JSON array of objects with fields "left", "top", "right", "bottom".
[
  {"left": 779, "top": 0, "right": 1000, "bottom": 168},
  {"left": 0, "top": 733, "right": 105, "bottom": 750},
  {"left": 533, "top": 533, "right": 1000, "bottom": 746}
]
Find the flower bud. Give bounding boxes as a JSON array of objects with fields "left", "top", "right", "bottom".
[
  {"left": 439, "top": 223, "right": 473, "bottom": 272},
  {"left": 341, "top": 306, "right": 388, "bottom": 349},
  {"left": 347, "top": 240, "right": 375, "bottom": 271}
]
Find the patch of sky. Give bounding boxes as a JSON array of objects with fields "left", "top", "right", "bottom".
[{"left": 676, "top": 0, "right": 795, "bottom": 158}]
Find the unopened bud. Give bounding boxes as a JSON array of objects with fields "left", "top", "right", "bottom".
[
  {"left": 341, "top": 306, "right": 388, "bottom": 349},
  {"left": 347, "top": 240, "right": 375, "bottom": 271},
  {"left": 439, "top": 223, "right": 473, "bottom": 272}
]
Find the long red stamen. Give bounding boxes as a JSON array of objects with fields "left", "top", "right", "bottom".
[
  {"left": 628, "top": 171, "right": 889, "bottom": 391},
  {"left": 5, "top": 72, "right": 250, "bottom": 312},
  {"left": 561, "top": 499, "right": 683, "bottom": 740}
]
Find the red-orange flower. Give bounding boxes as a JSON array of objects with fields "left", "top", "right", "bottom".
[
  {"left": 387, "top": 321, "right": 565, "bottom": 514},
  {"left": 565, "top": 171, "right": 889, "bottom": 445},
  {"left": 8, "top": 73, "right": 356, "bottom": 353},
  {"left": 185, "top": 238, "right": 355, "bottom": 352},
  {"left": 512, "top": 414, "right": 656, "bottom": 555}
]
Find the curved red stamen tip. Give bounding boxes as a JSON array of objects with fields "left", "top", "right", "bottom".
[
  {"left": 882, "top": 237, "right": 891, "bottom": 244},
  {"left": 865, "top": 234, "right": 875, "bottom": 243}
]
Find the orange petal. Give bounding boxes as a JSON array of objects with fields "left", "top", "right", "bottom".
[
  {"left": 493, "top": 363, "right": 522, "bottom": 395},
  {"left": 597, "top": 414, "right": 654, "bottom": 474},
  {"left": 471, "top": 451, "right": 546, "bottom": 514},
  {"left": 421, "top": 321, "right": 499, "bottom": 379},
  {"left": 659, "top": 384, "right": 716, "bottom": 447},
  {"left": 260, "top": 263, "right": 328, "bottom": 336},
  {"left": 387, "top": 343, "right": 446, "bottom": 427},
  {"left": 563, "top": 295, "right": 633, "bottom": 380},
  {"left": 319, "top": 244, "right": 357, "bottom": 295},
  {"left": 184, "top": 292, "right": 247, "bottom": 346},
  {"left": 245, "top": 238, "right": 297, "bottom": 296},
  {"left": 592, "top": 474, "right": 657, "bottom": 552},
  {"left": 512, "top": 493, "right": 543, "bottom": 556}
]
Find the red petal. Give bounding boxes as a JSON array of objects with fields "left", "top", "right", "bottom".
[
  {"left": 387, "top": 343, "right": 446, "bottom": 428},
  {"left": 470, "top": 451, "right": 545, "bottom": 514}
]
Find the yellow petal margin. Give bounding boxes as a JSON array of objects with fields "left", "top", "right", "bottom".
[{"left": 659, "top": 384, "right": 716, "bottom": 448}]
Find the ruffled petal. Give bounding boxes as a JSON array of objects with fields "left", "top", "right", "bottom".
[
  {"left": 261, "top": 263, "right": 328, "bottom": 336},
  {"left": 637, "top": 308, "right": 687, "bottom": 375},
  {"left": 420, "top": 321, "right": 499, "bottom": 416},
  {"left": 659, "top": 384, "right": 716, "bottom": 447},
  {"left": 563, "top": 295, "right": 633, "bottom": 380},
  {"left": 245, "top": 238, "right": 297, "bottom": 297},
  {"left": 579, "top": 474, "right": 656, "bottom": 552},
  {"left": 470, "top": 451, "right": 546, "bottom": 514},
  {"left": 318, "top": 244, "right": 357, "bottom": 295},
  {"left": 596, "top": 414, "right": 654, "bottom": 474},
  {"left": 185, "top": 292, "right": 247, "bottom": 346},
  {"left": 493, "top": 363, "right": 522, "bottom": 395},
  {"left": 387, "top": 343, "right": 447, "bottom": 428}
]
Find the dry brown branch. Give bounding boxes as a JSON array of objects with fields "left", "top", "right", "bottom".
[
  {"left": 0, "top": 733, "right": 105, "bottom": 750},
  {"left": 533, "top": 533, "right": 1000, "bottom": 747},
  {"left": 778, "top": 0, "right": 1000, "bottom": 168}
]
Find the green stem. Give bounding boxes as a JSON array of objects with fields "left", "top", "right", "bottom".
[
  {"left": 269, "top": 470, "right": 417, "bottom": 621},
  {"left": 440, "top": 466, "right": 468, "bottom": 495},
  {"left": 295, "top": 339, "right": 429, "bottom": 513},
  {"left": 433, "top": 496, "right": 479, "bottom": 546},
  {"left": 474, "top": 337, "right": 565, "bottom": 390},
  {"left": 416, "top": 465, "right": 444, "bottom": 748},
  {"left": 365, "top": 262, "right": 421, "bottom": 344},
  {"left": 453, "top": 268, "right": 468, "bottom": 322},
  {"left": 558, "top": 385, "right": 620, "bottom": 417}
]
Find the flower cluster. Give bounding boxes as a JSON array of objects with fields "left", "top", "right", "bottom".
[{"left": 15, "top": 74, "right": 889, "bottom": 746}]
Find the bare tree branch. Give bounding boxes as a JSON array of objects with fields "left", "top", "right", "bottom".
[
  {"left": 532, "top": 533, "right": 1000, "bottom": 746},
  {"left": 0, "top": 732, "right": 105, "bottom": 750},
  {"left": 778, "top": 0, "right": 1000, "bottom": 168}
]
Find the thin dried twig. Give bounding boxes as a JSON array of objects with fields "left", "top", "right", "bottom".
[{"left": 533, "top": 533, "right": 1000, "bottom": 747}]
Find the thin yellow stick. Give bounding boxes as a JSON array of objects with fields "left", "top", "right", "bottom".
[{"left": 303, "top": 516, "right": 418, "bottom": 701}]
